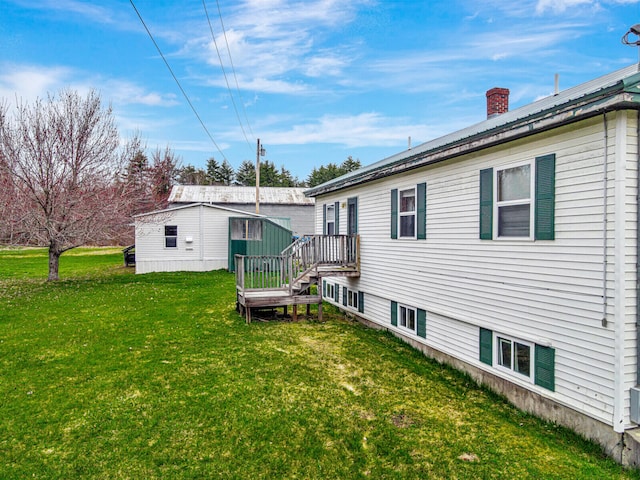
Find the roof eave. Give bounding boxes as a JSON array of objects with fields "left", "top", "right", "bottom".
[{"left": 306, "top": 81, "right": 640, "bottom": 198}]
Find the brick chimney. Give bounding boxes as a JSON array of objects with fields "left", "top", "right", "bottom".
[{"left": 486, "top": 87, "right": 510, "bottom": 118}]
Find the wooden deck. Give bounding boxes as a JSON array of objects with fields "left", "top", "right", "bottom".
[
  {"left": 236, "top": 290, "right": 322, "bottom": 323},
  {"left": 235, "top": 234, "right": 360, "bottom": 323}
]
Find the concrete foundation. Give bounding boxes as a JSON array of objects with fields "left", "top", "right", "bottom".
[{"left": 353, "top": 314, "right": 640, "bottom": 468}]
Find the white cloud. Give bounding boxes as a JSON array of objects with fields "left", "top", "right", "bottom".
[
  {"left": 104, "top": 80, "right": 179, "bottom": 107},
  {"left": 0, "top": 64, "right": 73, "bottom": 103},
  {"left": 8, "top": 0, "right": 116, "bottom": 24},
  {"left": 263, "top": 113, "right": 431, "bottom": 147},
  {"left": 535, "top": 0, "right": 594, "bottom": 14}
]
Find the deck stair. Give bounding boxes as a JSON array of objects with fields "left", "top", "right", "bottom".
[{"left": 235, "top": 234, "right": 360, "bottom": 322}]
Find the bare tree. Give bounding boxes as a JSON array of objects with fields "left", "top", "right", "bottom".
[
  {"left": 148, "top": 146, "right": 180, "bottom": 209},
  {"left": 0, "top": 89, "right": 132, "bottom": 281}
]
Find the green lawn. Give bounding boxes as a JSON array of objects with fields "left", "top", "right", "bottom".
[{"left": 0, "top": 247, "right": 638, "bottom": 479}]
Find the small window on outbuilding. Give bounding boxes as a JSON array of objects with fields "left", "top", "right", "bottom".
[
  {"left": 231, "top": 219, "right": 263, "bottom": 240},
  {"left": 165, "top": 225, "right": 178, "bottom": 248}
]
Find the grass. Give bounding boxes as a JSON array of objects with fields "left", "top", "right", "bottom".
[{"left": 0, "top": 247, "right": 638, "bottom": 479}]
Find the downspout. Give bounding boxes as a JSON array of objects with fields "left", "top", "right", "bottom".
[{"left": 603, "top": 112, "right": 609, "bottom": 328}]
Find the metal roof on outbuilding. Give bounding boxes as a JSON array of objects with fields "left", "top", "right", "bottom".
[
  {"left": 169, "top": 186, "right": 315, "bottom": 205},
  {"left": 305, "top": 64, "right": 640, "bottom": 197}
]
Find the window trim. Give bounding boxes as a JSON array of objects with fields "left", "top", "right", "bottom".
[
  {"left": 494, "top": 333, "right": 534, "bottom": 383},
  {"left": 164, "top": 225, "right": 178, "bottom": 249},
  {"left": 494, "top": 160, "right": 535, "bottom": 241},
  {"left": 326, "top": 204, "right": 335, "bottom": 236},
  {"left": 347, "top": 288, "right": 359, "bottom": 311},
  {"left": 325, "top": 282, "right": 335, "bottom": 300},
  {"left": 398, "top": 187, "right": 417, "bottom": 239},
  {"left": 398, "top": 303, "right": 417, "bottom": 334}
]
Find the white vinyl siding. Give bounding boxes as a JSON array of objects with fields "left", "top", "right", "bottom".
[
  {"left": 313, "top": 112, "right": 638, "bottom": 428},
  {"left": 135, "top": 204, "right": 259, "bottom": 273}
]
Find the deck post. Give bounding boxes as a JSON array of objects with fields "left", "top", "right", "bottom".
[
  {"left": 318, "top": 300, "right": 323, "bottom": 322},
  {"left": 293, "top": 304, "right": 298, "bottom": 321}
]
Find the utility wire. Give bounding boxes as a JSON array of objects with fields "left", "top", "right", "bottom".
[
  {"left": 215, "top": 0, "right": 255, "bottom": 139},
  {"left": 129, "top": 0, "right": 228, "bottom": 162},
  {"left": 202, "top": 0, "right": 253, "bottom": 152}
]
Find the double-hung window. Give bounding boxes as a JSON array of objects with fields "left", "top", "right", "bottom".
[
  {"left": 496, "top": 163, "right": 533, "bottom": 238},
  {"left": 165, "top": 225, "right": 178, "bottom": 248},
  {"left": 323, "top": 202, "right": 339, "bottom": 235},
  {"left": 326, "top": 204, "right": 335, "bottom": 235},
  {"left": 479, "top": 154, "right": 555, "bottom": 241},
  {"left": 399, "top": 188, "right": 416, "bottom": 238},
  {"left": 391, "top": 183, "right": 426, "bottom": 239}
]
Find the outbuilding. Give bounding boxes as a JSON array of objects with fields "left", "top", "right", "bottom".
[
  {"left": 168, "top": 186, "right": 314, "bottom": 237},
  {"left": 134, "top": 203, "right": 292, "bottom": 274}
]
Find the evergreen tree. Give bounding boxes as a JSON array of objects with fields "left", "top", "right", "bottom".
[
  {"left": 235, "top": 160, "right": 255, "bottom": 186},
  {"left": 205, "top": 157, "right": 220, "bottom": 185},
  {"left": 219, "top": 160, "right": 235, "bottom": 185},
  {"left": 177, "top": 164, "right": 207, "bottom": 185}
]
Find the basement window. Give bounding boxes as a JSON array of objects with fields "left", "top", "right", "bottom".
[
  {"left": 496, "top": 334, "right": 532, "bottom": 379},
  {"left": 347, "top": 289, "right": 359, "bottom": 310},
  {"left": 398, "top": 304, "right": 416, "bottom": 334},
  {"left": 325, "top": 282, "right": 335, "bottom": 300}
]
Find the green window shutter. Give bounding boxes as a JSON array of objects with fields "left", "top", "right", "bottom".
[
  {"left": 334, "top": 283, "right": 339, "bottom": 302},
  {"left": 322, "top": 280, "right": 326, "bottom": 297},
  {"left": 358, "top": 291, "right": 364, "bottom": 313},
  {"left": 342, "top": 286, "right": 347, "bottom": 306},
  {"left": 535, "top": 154, "right": 556, "bottom": 241},
  {"left": 391, "top": 189, "right": 398, "bottom": 239},
  {"left": 322, "top": 204, "right": 327, "bottom": 235},
  {"left": 535, "top": 345, "right": 555, "bottom": 391},
  {"left": 391, "top": 301, "right": 398, "bottom": 326},
  {"left": 479, "top": 168, "right": 493, "bottom": 240},
  {"left": 479, "top": 327, "right": 493, "bottom": 365},
  {"left": 417, "top": 308, "right": 427, "bottom": 338},
  {"left": 334, "top": 201, "right": 340, "bottom": 235},
  {"left": 417, "top": 182, "right": 427, "bottom": 240}
]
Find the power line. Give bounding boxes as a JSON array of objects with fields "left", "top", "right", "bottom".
[
  {"left": 215, "top": 0, "right": 255, "bottom": 140},
  {"left": 129, "top": 0, "right": 228, "bottom": 162},
  {"left": 202, "top": 0, "right": 253, "bottom": 151}
]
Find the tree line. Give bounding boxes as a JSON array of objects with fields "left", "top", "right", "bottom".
[
  {"left": 175, "top": 156, "right": 360, "bottom": 188},
  {"left": 0, "top": 89, "right": 362, "bottom": 280}
]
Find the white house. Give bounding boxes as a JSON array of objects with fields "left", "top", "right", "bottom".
[
  {"left": 168, "top": 186, "right": 315, "bottom": 237},
  {"left": 134, "top": 203, "right": 291, "bottom": 274},
  {"left": 305, "top": 64, "right": 640, "bottom": 464}
]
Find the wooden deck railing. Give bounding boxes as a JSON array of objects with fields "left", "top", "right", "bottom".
[{"left": 235, "top": 235, "right": 359, "bottom": 293}]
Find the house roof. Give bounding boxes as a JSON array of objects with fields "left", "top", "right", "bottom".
[
  {"left": 169, "top": 186, "right": 315, "bottom": 205},
  {"left": 305, "top": 64, "right": 640, "bottom": 197}
]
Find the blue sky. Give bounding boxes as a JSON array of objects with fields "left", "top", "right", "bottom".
[{"left": 1, "top": 0, "right": 638, "bottom": 181}]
